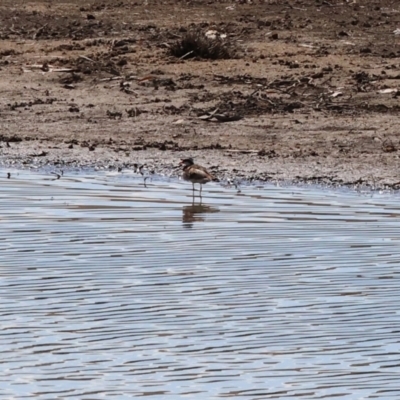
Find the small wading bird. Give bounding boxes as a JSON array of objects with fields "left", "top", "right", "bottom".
[{"left": 180, "top": 157, "right": 219, "bottom": 198}]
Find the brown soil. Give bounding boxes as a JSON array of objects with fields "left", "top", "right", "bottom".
[{"left": 1, "top": 0, "right": 400, "bottom": 188}]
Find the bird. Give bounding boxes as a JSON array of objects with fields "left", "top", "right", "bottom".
[{"left": 180, "top": 157, "right": 218, "bottom": 198}]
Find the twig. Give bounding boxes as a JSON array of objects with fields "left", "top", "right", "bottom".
[
  {"left": 180, "top": 50, "right": 194, "bottom": 60},
  {"left": 214, "top": 114, "right": 242, "bottom": 122},
  {"left": 9, "top": 24, "right": 21, "bottom": 35},
  {"left": 52, "top": 68, "right": 75, "bottom": 73},
  {"left": 79, "top": 55, "right": 96, "bottom": 63},
  {"left": 198, "top": 108, "right": 220, "bottom": 120},
  {"left": 25, "top": 64, "right": 53, "bottom": 70},
  {"left": 225, "top": 149, "right": 259, "bottom": 154},
  {"left": 99, "top": 76, "right": 124, "bottom": 82},
  {"left": 248, "top": 87, "right": 262, "bottom": 98},
  {"left": 33, "top": 24, "right": 48, "bottom": 40},
  {"left": 24, "top": 64, "right": 74, "bottom": 73}
]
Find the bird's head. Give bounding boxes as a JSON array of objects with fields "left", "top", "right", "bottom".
[{"left": 180, "top": 157, "right": 194, "bottom": 168}]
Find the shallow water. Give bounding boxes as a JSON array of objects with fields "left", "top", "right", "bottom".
[{"left": 1, "top": 170, "right": 400, "bottom": 399}]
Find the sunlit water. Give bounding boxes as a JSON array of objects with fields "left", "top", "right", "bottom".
[{"left": 1, "top": 169, "right": 400, "bottom": 399}]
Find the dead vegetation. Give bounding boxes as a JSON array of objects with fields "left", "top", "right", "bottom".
[{"left": 169, "top": 30, "right": 236, "bottom": 60}]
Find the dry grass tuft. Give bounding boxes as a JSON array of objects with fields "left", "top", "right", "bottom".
[{"left": 169, "top": 30, "right": 235, "bottom": 60}]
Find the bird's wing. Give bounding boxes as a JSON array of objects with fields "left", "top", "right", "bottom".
[{"left": 189, "top": 165, "right": 214, "bottom": 181}]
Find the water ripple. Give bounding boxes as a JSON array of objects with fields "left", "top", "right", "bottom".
[{"left": 0, "top": 170, "right": 400, "bottom": 399}]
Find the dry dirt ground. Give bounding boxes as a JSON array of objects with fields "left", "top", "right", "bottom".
[{"left": 1, "top": 0, "right": 400, "bottom": 188}]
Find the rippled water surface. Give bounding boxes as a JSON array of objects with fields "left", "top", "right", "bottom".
[{"left": 1, "top": 170, "right": 400, "bottom": 399}]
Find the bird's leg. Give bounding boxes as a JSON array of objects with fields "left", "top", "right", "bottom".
[
  {"left": 200, "top": 184, "right": 203, "bottom": 199},
  {"left": 192, "top": 183, "right": 195, "bottom": 198}
]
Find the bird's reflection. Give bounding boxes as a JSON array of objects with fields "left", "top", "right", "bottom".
[{"left": 182, "top": 203, "right": 220, "bottom": 228}]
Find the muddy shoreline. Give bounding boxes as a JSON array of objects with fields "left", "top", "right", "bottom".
[
  {"left": 1, "top": 0, "right": 400, "bottom": 189},
  {"left": 2, "top": 145, "right": 399, "bottom": 191}
]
